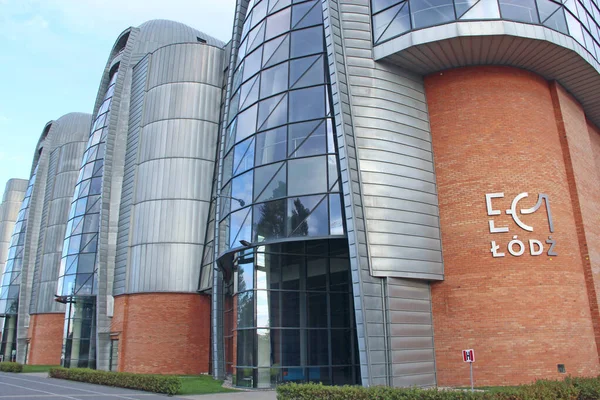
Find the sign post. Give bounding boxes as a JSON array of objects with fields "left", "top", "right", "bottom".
[{"left": 462, "top": 349, "right": 475, "bottom": 392}]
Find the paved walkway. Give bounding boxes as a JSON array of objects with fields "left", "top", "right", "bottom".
[
  {"left": 0, "top": 372, "right": 173, "bottom": 400},
  {"left": 0, "top": 372, "right": 278, "bottom": 400}
]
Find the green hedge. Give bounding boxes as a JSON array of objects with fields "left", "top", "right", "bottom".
[
  {"left": 0, "top": 362, "right": 23, "bottom": 373},
  {"left": 276, "top": 377, "right": 600, "bottom": 400},
  {"left": 49, "top": 367, "right": 181, "bottom": 395}
]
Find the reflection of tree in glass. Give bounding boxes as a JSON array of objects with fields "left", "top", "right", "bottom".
[
  {"left": 237, "top": 291, "right": 254, "bottom": 328},
  {"left": 290, "top": 198, "right": 311, "bottom": 236},
  {"left": 255, "top": 182, "right": 286, "bottom": 240}
]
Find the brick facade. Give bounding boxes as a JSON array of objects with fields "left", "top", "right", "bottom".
[
  {"left": 111, "top": 293, "right": 210, "bottom": 375},
  {"left": 425, "top": 66, "right": 600, "bottom": 386},
  {"left": 27, "top": 313, "right": 63, "bottom": 365}
]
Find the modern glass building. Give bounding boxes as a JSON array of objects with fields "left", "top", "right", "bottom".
[{"left": 5, "top": 0, "right": 600, "bottom": 390}]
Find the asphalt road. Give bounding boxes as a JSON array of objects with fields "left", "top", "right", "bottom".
[{"left": 0, "top": 372, "right": 173, "bottom": 400}]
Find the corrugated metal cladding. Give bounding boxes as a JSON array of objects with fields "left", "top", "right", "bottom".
[
  {"left": 29, "top": 113, "right": 91, "bottom": 315},
  {"left": 323, "top": 0, "right": 440, "bottom": 387},
  {"left": 0, "top": 180, "right": 28, "bottom": 275},
  {"left": 123, "top": 43, "right": 224, "bottom": 294},
  {"left": 113, "top": 55, "right": 149, "bottom": 297},
  {"left": 386, "top": 278, "right": 436, "bottom": 387}
]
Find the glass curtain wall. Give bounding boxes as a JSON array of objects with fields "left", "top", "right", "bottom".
[
  {"left": 372, "top": 0, "right": 600, "bottom": 64},
  {"left": 57, "top": 67, "right": 119, "bottom": 368},
  {"left": 219, "top": 0, "right": 345, "bottom": 256},
  {"left": 231, "top": 239, "right": 359, "bottom": 388},
  {"left": 0, "top": 165, "right": 38, "bottom": 361}
]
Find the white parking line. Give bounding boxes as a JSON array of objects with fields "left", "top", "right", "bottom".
[
  {"left": 0, "top": 381, "right": 82, "bottom": 400},
  {"left": 0, "top": 375, "right": 151, "bottom": 400}
]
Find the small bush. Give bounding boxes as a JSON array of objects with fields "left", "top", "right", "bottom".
[
  {"left": 0, "top": 362, "right": 23, "bottom": 373},
  {"left": 276, "top": 377, "right": 600, "bottom": 400},
  {"left": 49, "top": 367, "right": 181, "bottom": 395}
]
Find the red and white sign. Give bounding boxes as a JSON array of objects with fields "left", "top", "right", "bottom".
[{"left": 463, "top": 349, "right": 475, "bottom": 363}]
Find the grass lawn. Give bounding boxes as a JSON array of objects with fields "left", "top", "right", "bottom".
[
  {"left": 178, "top": 375, "right": 238, "bottom": 395},
  {"left": 22, "top": 365, "right": 58, "bottom": 373}
]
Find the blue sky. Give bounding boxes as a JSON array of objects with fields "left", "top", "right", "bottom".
[{"left": 0, "top": 0, "right": 235, "bottom": 192}]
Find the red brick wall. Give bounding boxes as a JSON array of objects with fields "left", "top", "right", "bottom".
[
  {"left": 425, "top": 66, "right": 600, "bottom": 386},
  {"left": 28, "top": 314, "right": 63, "bottom": 365},
  {"left": 551, "top": 84, "right": 600, "bottom": 356},
  {"left": 111, "top": 293, "right": 210, "bottom": 375}
]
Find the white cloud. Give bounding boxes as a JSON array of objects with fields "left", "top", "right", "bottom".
[{"left": 24, "top": 14, "right": 48, "bottom": 29}]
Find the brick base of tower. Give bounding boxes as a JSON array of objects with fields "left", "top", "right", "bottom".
[
  {"left": 425, "top": 66, "right": 600, "bottom": 386},
  {"left": 28, "top": 313, "right": 64, "bottom": 365},
  {"left": 111, "top": 293, "right": 210, "bottom": 375}
]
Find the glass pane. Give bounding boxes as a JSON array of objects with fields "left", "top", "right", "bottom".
[
  {"left": 499, "top": 0, "right": 540, "bottom": 23},
  {"left": 255, "top": 126, "right": 287, "bottom": 166},
  {"left": 288, "top": 120, "right": 326, "bottom": 157},
  {"left": 237, "top": 291, "right": 255, "bottom": 328},
  {"left": 331, "top": 329, "right": 352, "bottom": 365},
  {"left": 238, "top": 251, "right": 254, "bottom": 291},
  {"left": 237, "top": 330, "right": 254, "bottom": 367},
  {"left": 256, "top": 164, "right": 286, "bottom": 203},
  {"left": 292, "top": 195, "right": 328, "bottom": 237},
  {"left": 281, "top": 328, "right": 301, "bottom": 366},
  {"left": 292, "top": 0, "right": 323, "bottom": 29},
  {"left": 289, "top": 86, "right": 325, "bottom": 123},
  {"left": 410, "top": 0, "right": 455, "bottom": 29},
  {"left": 542, "top": 7, "right": 568, "bottom": 34},
  {"left": 256, "top": 293, "right": 271, "bottom": 327},
  {"left": 247, "top": 20, "right": 266, "bottom": 54},
  {"left": 287, "top": 156, "right": 327, "bottom": 196},
  {"left": 235, "top": 104, "right": 258, "bottom": 144},
  {"left": 454, "top": 0, "right": 478, "bottom": 17},
  {"left": 372, "top": 0, "right": 403, "bottom": 14},
  {"left": 262, "top": 34, "right": 290, "bottom": 68},
  {"left": 329, "top": 194, "right": 344, "bottom": 235},
  {"left": 290, "top": 26, "right": 323, "bottom": 58},
  {"left": 289, "top": 55, "right": 324, "bottom": 89},
  {"left": 240, "top": 75, "right": 260, "bottom": 110},
  {"left": 308, "top": 329, "right": 328, "bottom": 365},
  {"left": 254, "top": 199, "right": 286, "bottom": 241},
  {"left": 330, "top": 292, "right": 351, "bottom": 328},
  {"left": 307, "top": 257, "right": 327, "bottom": 291},
  {"left": 281, "top": 291, "right": 301, "bottom": 327},
  {"left": 260, "top": 62, "right": 289, "bottom": 99},
  {"left": 230, "top": 207, "right": 253, "bottom": 246},
  {"left": 282, "top": 253, "right": 302, "bottom": 290},
  {"left": 307, "top": 293, "right": 327, "bottom": 328},
  {"left": 243, "top": 47, "right": 263, "bottom": 82},
  {"left": 234, "top": 137, "right": 255, "bottom": 176},
  {"left": 231, "top": 171, "right": 254, "bottom": 212},
  {"left": 266, "top": 7, "right": 291, "bottom": 40},
  {"left": 258, "top": 94, "right": 288, "bottom": 131}
]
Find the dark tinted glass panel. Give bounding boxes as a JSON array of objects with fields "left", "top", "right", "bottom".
[
  {"left": 238, "top": 252, "right": 254, "bottom": 291},
  {"left": 281, "top": 328, "right": 301, "bottom": 365},
  {"left": 330, "top": 292, "right": 351, "bottom": 328},
  {"left": 331, "top": 329, "right": 352, "bottom": 365},
  {"left": 282, "top": 291, "right": 300, "bottom": 327},
  {"left": 308, "top": 329, "right": 328, "bottom": 365},
  {"left": 306, "top": 257, "right": 327, "bottom": 291},
  {"left": 307, "top": 293, "right": 327, "bottom": 327}
]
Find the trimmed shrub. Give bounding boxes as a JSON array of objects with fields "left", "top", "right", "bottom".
[
  {"left": 49, "top": 367, "right": 181, "bottom": 395},
  {"left": 0, "top": 362, "right": 23, "bottom": 372},
  {"left": 276, "top": 377, "right": 600, "bottom": 400}
]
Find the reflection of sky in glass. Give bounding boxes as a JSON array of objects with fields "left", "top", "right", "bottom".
[{"left": 256, "top": 290, "right": 269, "bottom": 327}]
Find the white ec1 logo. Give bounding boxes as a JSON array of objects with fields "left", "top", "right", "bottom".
[{"left": 485, "top": 192, "right": 557, "bottom": 258}]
